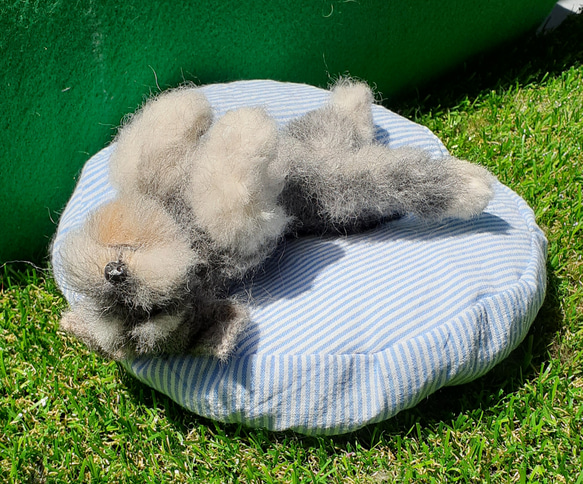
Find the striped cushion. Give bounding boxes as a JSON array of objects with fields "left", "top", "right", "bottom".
[{"left": 52, "top": 80, "right": 547, "bottom": 435}]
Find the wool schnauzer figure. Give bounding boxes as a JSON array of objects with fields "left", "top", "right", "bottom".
[{"left": 56, "top": 81, "right": 495, "bottom": 360}]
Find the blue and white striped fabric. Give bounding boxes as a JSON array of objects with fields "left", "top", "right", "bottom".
[{"left": 52, "top": 80, "right": 547, "bottom": 435}]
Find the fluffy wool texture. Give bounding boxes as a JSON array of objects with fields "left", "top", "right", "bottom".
[{"left": 55, "top": 80, "right": 495, "bottom": 360}]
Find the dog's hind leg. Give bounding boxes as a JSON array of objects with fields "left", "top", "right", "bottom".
[
  {"left": 280, "top": 81, "right": 495, "bottom": 232},
  {"left": 282, "top": 143, "right": 495, "bottom": 233}
]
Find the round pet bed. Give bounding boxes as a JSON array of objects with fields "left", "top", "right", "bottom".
[{"left": 52, "top": 80, "right": 547, "bottom": 435}]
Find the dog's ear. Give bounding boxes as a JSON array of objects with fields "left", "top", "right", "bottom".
[{"left": 60, "top": 305, "right": 129, "bottom": 360}]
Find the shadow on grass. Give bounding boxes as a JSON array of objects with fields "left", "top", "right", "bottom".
[{"left": 390, "top": 12, "right": 583, "bottom": 114}]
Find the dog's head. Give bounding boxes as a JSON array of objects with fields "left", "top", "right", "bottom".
[{"left": 58, "top": 195, "right": 198, "bottom": 318}]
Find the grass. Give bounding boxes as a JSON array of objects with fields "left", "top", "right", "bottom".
[{"left": 2, "top": 13, "right": 583, "bottom": 483}]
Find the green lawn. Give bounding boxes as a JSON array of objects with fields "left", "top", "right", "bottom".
[{"left": 2, "top": 14, "right": 582, "bottom": 483}]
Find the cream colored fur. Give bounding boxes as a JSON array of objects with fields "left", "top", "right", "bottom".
[
  {"left": 110, "top": 88, "right": 213, "bottom": 202},
  {"left": 187, "top": 107, "right": 290, "bottom": 255}
]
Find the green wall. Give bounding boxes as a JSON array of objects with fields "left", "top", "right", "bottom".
[{"left": 1, "top": 0, "right": 556, "bottom": 262}]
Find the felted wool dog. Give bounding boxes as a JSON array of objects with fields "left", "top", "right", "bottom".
[{"left": 55, "top": 81, "right": 495, "bottom": 360}]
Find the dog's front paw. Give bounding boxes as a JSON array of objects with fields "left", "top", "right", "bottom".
[
  {"left": 129, "top": 312, "right": 187, "bottom": 355},
  {"left": 109, "top": 87, "right": 213, "bottom": 205},
  {"left": 194, "top": 107, "right": 282, "bottom": 195},
  {"left": 192, "top": 299, "right": 250, "bottom": 362}
]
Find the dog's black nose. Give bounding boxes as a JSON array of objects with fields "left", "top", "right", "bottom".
[{"left": 104, "top": 261, "right": 127, "bottom": 284}]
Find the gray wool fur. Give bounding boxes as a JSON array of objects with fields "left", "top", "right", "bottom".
[{"left": 55, "top": 80, "right": 495, "bottom": 361}]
